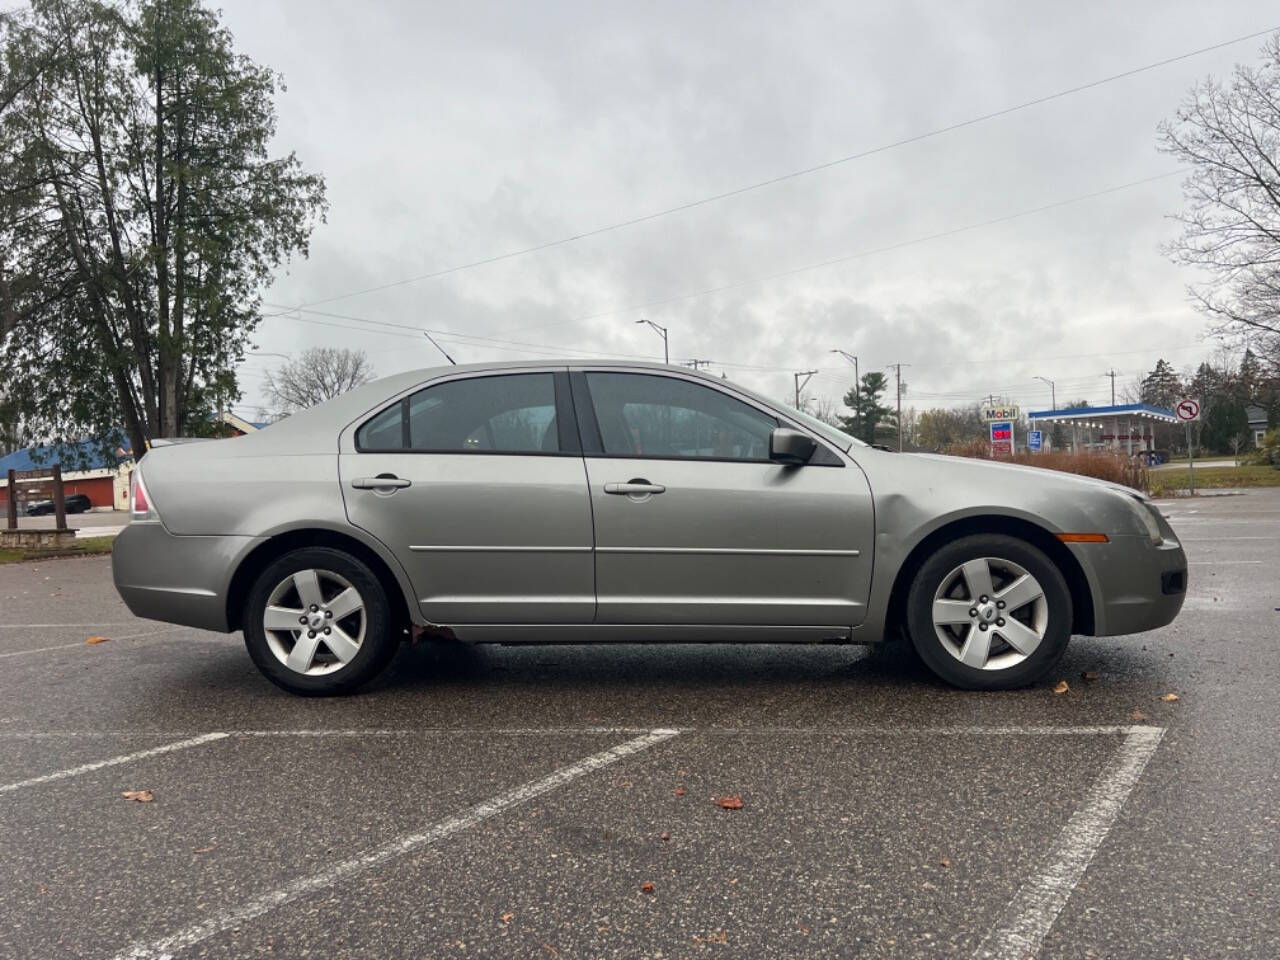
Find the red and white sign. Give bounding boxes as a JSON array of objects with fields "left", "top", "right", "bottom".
[{"left": 1175, "top": 398, "right": 1201, "bottom": 423}]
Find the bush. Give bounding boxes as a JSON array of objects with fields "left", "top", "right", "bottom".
[
  {"left": 1248, "top": 428, "right": 1280, "bottom": 468},
  {"left": 942, "top": 441, "right": 1150, "bottom": 493}
]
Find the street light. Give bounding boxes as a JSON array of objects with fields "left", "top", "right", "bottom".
[
  {"left": 830, "top": 349, "right": 859, "bottom": 433},
  {"left": 634, "top": 318, "right": 669, "bottom": 364},
  {"left": 1033, "top": 375, "right": 1056, "bottom": 410}
]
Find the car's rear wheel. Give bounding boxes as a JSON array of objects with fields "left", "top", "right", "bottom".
[
  {"left": 243, "top": 547, "right": 398, "bottom": 696},
  {"left": 905, "top": 534, "right": 1071, "bottom": 690}
]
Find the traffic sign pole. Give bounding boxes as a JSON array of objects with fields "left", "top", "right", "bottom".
[
  {"left": 1174, "top": 397, "right": 1201, "bottom": 497},
  {"left": 1186, "top": 422, "right": 1194, "bottom": 496}
]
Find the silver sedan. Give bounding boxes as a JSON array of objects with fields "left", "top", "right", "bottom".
[{"left": 112, "top": 361, "right": 1187, "bottom": 695}]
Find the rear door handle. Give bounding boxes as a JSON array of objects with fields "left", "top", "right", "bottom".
[
  {"left": 351, "top": 475, "right": 412, "bottom": 490},
  {"left": 604, "top": 481, "right": 665, "bottom": 496}
]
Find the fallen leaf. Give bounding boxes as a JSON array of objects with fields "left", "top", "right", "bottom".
[
  {"left": 1160, "top": 692, "right": 1180, "bottom": 702},
  {"left": 86, "top": 636, "right": 110, "bottom": 645},
  {"left": 500, "top": 912, "right": 514, "bottom": 924},
  {"left": 938, "top": 856, "right": 952, "bottom": 868},
  {"left": 659, "top": 832, "right": 670, "bottom": 842},
  {"left": 716, "top": 795, "right": 744, "bottom": 810},
  {"left": 641, "top": 881, "right": 655, "bottom": 894},
  {"left": 1052, "top": 680, "right": 1070, "bottom": 695},
  {"left": 121, "top": 790, "right": 153, "bottom": 803},
  {"left": 1129, "top": 710, "right": 1148, "bottom": 723},
  {"left": 693, "top": 930, "right": 728, "bottom": 944},
  {"left": 674, "top": 786, "right": 686, "bottom": 797},
  {"left": 1081, "top": 671, "right": 1101, "bottom": 682}
]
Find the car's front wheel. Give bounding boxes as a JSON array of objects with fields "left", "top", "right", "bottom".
[
  {"left": 243, "top": 547, "right": 398, "bottom": 696},
  {"left": 905, "top": 534, "right": 1072, "bottom": 690}
]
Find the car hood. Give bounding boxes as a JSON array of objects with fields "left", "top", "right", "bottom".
[{"left": 905, "top": 453, "right": 1149, "bottom": 501}]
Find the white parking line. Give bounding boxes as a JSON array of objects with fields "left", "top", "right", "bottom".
[
  {"left": 1187, "top": 560, "right": 1263, "bottom": 564},
  {"left": 1180, "top": 536, "right": 1278, "bottom": 541},
  {"left": 0, "top": 623, "right": 145, "bottom": 628},
  {"left": 0, "top": 733, "right": 229, "bottom": 795},
  {"left": 973, "top": 726, "right": 1164, "bottom": 960},
  {"left": 0, "top": 628, "right": 188, "bottom": 659},
  {"left": 111, "top": 728, "right": 679, "bottom": 960}
]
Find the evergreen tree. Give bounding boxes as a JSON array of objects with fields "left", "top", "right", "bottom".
[
  {"left": 1139, "top": 359, "right": 1184, "bottom": 409},
  {"left": 838, "top": 371, "right": 895, "bottom": 445}
]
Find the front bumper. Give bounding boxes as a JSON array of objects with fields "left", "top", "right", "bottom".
[
  {"left": 111, "top": 523, "right": 258, "bottom": 632},
  {"left": 1068, "top": 533, "right": 1187, "bottom": 637}
]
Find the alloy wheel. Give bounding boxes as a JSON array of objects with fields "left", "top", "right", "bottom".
[
  {"left": 262, "top": 568, "right": 366, "bottom": 676},
  {"left": 930, "top": 557, "right": 1049, "bottom": 671}
]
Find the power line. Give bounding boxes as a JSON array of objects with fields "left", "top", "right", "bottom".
[
  {"left": 488, "top": 170, "right": 1185, "bottom": 338},
  {"left": 261, "top": 305, "right": 662, "bottom": 361},
  {"left": 266, "top": 25, "right": 1277, "bottom": 313},
  {"left": 266, "top": 171, "right": 1188, "bottom": 352}
]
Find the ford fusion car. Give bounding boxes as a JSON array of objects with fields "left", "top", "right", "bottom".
[{"left": 111, "top": 361, "right": 1186, "bottom": 695}]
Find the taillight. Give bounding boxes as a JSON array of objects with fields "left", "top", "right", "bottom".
[{"left": 130, "top": 471, "right": 154, "bottom": 520}]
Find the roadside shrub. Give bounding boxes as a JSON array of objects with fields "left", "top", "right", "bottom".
[
  {"left": 1248, "top": 428, "right": 1280, "bottom": 468},
  {"left": 941, "top": 441, "right": 1150, "bottom": 493}
]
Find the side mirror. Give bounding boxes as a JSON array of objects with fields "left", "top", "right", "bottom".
[{"left": 769, "top": 427, "right": 817, "bottom": 465}]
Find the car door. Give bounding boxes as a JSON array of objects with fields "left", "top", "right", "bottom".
[
  {"left": 339, "top": 369, "right": 594, "bottom": 624},
  {"left": 572, "top": 369, "right": 874, "bottom": 627}
]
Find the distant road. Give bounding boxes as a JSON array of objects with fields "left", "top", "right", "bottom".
[
  {"left": 1154, "top": 458, "right": 1237, "bottom": 470},
  {"left": 18, "top": 510, "right": 127, "bottom": 538}
]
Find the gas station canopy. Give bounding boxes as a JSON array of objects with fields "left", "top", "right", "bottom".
[{"left": 1027, "top": 403, "right": 1177, "bottom": 454}]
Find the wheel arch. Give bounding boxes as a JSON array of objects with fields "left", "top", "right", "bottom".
[
  {"left": 226, "top": 527, "right": 419, "bottom": 634},
  {"left": 884, "top": 514, "right": 1095, "bottom": 638}
]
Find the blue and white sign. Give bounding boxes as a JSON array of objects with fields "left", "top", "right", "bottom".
[{"left": 1028, "top": 429, "right": 1043, "bottom": 452}]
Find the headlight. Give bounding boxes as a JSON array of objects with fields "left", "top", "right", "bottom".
[{"left": 1114, "top": 491, "right": 1163, "bottom": 544}]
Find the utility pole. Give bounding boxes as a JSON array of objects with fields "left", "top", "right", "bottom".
[
  {"left": 891, "top": 363, "right": 910, "bottom": 451},
  {"left": 1034, "top": 376, "right": 1056, "bottom": 410},
  {"left": 793, "top": 370, "right": 818, "bottom": 410},
  {"left": 1104, "top": 369, "right": 1117, "bottom": 405},
  {"left": 635, "top": 317, "right": 669, "bottom": 364},
  {"left": 830, "top": 349, "right": 859, "bottom": 433}
]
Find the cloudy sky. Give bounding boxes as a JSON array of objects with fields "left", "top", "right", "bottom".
[{"left": 221, "top": 0, "right": 1278, "bottom": 419}]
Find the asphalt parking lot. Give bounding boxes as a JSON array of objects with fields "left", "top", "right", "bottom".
[{"left": 1, "top": 491, "right": 1277, "bottom": 959}]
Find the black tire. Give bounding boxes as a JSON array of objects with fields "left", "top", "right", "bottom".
[
  {"left": 243, "top": 547, "right": 399, "bottom": 696},
  {"left": 905, "top": 534, "right": 1072, "bottom": 690}
]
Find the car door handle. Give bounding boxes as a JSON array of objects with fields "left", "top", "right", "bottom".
[
  {"left": 351, "top": 476, "right": 412, "bottom": 490},
  {"left": 604, "top": 481, "right": 665, "bottom": 496}
]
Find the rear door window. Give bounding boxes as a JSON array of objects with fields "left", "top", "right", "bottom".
[{"left": 357, "top": 373, "right": 561, "bottom": 454}]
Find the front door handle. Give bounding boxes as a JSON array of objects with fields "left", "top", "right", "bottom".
[
  {"left": 604, "top": 480, "right": 666, "bottom": 496},
  {"left": 351, "top": 475, "right": 412, "bottom": 491}
]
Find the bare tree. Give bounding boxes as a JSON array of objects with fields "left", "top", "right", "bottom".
[
  {"left": 810, "top": 397, "right": 842, "bottom": 427},
  {"left": 263, "top": 347, "right": 374, "bottom": 415},
  {"left": 1229, "top": 432, "right": 1249, "bottom": 465},
  {"left": 1159, "top": 33, "right": 1280, "bottom": 371}
]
